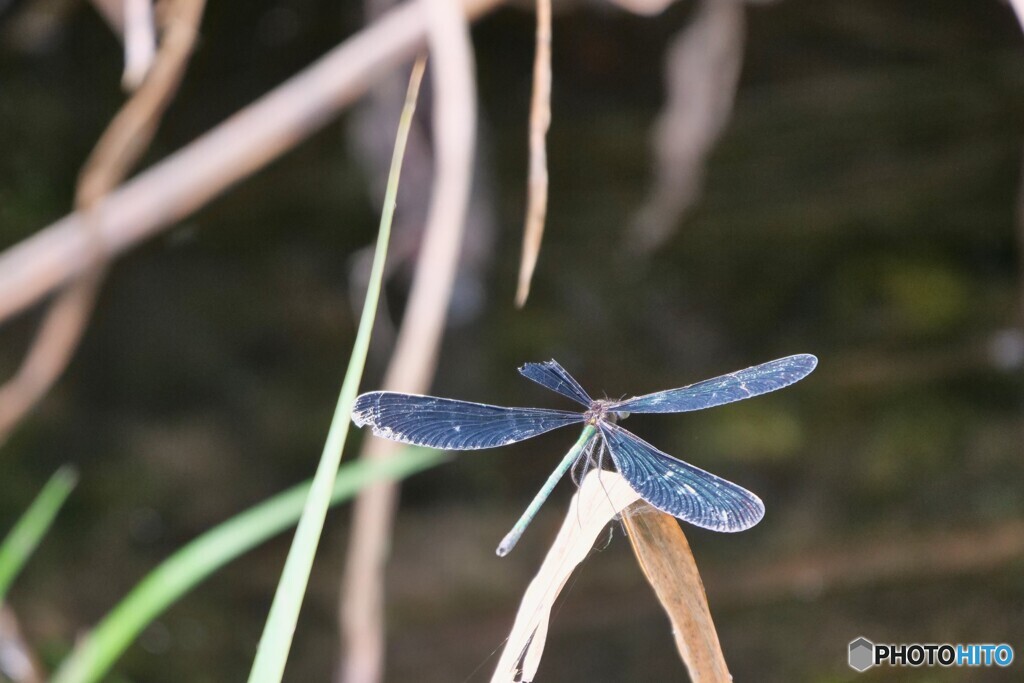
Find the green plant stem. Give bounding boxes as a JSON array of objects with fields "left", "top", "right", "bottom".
[
  {"left": 50, "top": 448, "right": 444, "bottom": 683},
  {"left": 0, "top": 465, "right": 78, "bottom": 604},
  {"left": 245, "top": 56, "right": 429, "bottom": 683}
]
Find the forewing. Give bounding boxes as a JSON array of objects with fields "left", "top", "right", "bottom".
[
  {"left": 599, "top": 422, "right": 764, "bottom": 532},
  {"left": 608, "top": 354, "right": 817, "bottom": 414},
  {"left": 352, "top": 392, "right": 584, "bottom": 450},
  {"left": 518, "top": 359, "right": 593, "bottom": 407}
]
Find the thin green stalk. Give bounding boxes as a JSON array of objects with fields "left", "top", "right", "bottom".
[
  {"left": 0, "top": 465, "right": 78, "bottom": 604},
  {"left": 246, "top": 56, "right": 429, "bottom": 683},
  {"left": 51, "top": 448, "right": 445, "bottom": 683}
]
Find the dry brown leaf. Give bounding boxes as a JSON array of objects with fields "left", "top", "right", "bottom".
[
  {"left": 492, "top": 470, "right": 640, "bottom": 683},
  {"left": 622, "top": 503, "right": 732, "bottom": 682}
]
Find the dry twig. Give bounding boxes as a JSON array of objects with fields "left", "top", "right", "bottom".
[
  {"left": 0, "top": 606, "right": 43, "bottom": 683},
  {"left": 1010, "top": 0, "right": 1024, "bottom": 32},
  {"left": 122, "top": 0, "right": 157, "bottom": 90},
  {"left": 0, "top": 0, "right": 504, "bottom": 332},
  {"left": 514, "top": 0, "right": 552, "bottom": 308},
  {"left": 338, "top": 0, "right": 477, "bottom": 681},
  {"left": 0, "top": 0, "right": 207, "bottom": 444},
  {"left": 604, "top": 0, "right": 677, "bottom": 17},
  {"left": 627, "top": 0, "right": 744, "bottom": 254},
  {"left": 88, "top": 0, "right": 126, "bottom": 33}
]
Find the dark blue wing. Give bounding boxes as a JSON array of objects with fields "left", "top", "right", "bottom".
[
  {"left": 352, "top": 392, "right": 584, "bottom": 450},
  {"left": 598, "top": 422, "right": 764, "bottom": 532},
  {"left": 607, "top": 354, "right": 817, "bottom": 414},
  {"left": 518, "top": 359, "right": 593, "bottom": 407}
]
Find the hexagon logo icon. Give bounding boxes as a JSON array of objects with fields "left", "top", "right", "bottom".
[{"left": 849, "top": 637, "right": 875, "bottom": 672}]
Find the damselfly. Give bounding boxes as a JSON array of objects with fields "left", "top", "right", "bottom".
[{"left": 352, "top": 354, "right": 816, "bottom": 555}]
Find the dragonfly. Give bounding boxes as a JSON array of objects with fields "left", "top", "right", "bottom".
[{"left": 351, "top": 353, "right": 817, "bottom": 556}]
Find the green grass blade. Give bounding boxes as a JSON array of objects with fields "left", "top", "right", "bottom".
[
  {"left": 246, "top": 57, "right": 429, "bottom": 683},
  {"left": 50, "top": 448, "right": 445, "bottom": 683},
  {"left": 0, "top": 465, "right": 78, "bottom": 603}
]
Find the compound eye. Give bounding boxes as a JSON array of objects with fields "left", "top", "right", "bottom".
[{"left": 614, "top": 411, "right": 630, "bottom": 421}]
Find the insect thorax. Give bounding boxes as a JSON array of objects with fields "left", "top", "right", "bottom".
[{"left": 585, "top": 399, "right": 621, "bottom": 425}]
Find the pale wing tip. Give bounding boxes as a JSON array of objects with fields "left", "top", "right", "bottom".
[
  {"left": 350, "top": 392, "right": 378, "bottom": 427},
  {"left": 791, "top": 353, "right": 818, "bottom": 373},
  {"left": 635, "top": 485, "right": 766, "bottom": 533},
  {"left": 517, "top": 359, "right": 554, "bottom": 376},
  {"left": 772, "top": 353, "right": 818, "bottom": 387},
  {"left": 725, "top": 495, "right": 765, "bottom": 532},
  {"left": 695, "top": 491, "right": 765, "bottom": 533}
]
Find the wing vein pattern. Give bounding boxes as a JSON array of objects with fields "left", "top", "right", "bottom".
[
  {"left": 599, "top": 422, "right": 764, "bottom": 532},
  {"left": 518, "top": 360, "right": 593, "bottom": 407},
  {"left": 352, "top": 392, "right": 584, "bottom": 450},
  {"left": 609, "top": 354, "right": 817, "bottom": 414}
]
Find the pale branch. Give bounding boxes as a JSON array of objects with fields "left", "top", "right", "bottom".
[{"left": 0, "top": 0, "right": 503, "bottom": 328}]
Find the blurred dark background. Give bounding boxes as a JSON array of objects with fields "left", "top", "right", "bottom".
[{"left": 1, "top": 0, "right": 1023, "bottom": 681}]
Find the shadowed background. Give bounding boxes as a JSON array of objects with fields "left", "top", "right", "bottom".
[{"left": 1, "top": 0, "right": 1023, "bottom": 681}]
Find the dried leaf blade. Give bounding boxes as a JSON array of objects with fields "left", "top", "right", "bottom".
[
  {"left": 622, "top": 503, "right": 732, "bottom": 682},
  {"left": 492, "top": 470, "right": 640, "bottom": 682}
]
